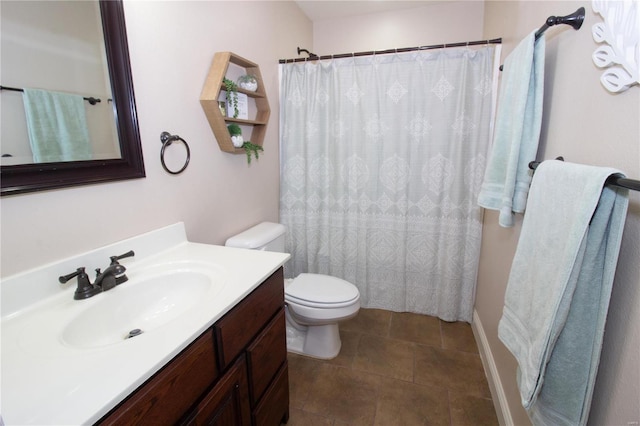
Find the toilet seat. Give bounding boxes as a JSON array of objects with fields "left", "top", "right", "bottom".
[{"left": 285, "top": 273, "right": 359, "bottom": 309}]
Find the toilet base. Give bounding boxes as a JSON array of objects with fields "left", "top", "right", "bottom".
[{"left": 285, "top": 307, "right": 342, "bottom": 359}]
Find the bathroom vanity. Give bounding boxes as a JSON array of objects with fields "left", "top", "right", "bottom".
[
  {"left": 0, "top": 223, "right": 290, "bottom": 425},
  {"left": 99, "top": 268, "right": 289, "bottom": 425}
]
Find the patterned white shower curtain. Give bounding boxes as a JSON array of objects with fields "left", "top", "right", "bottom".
[{"left": 279, "top": 46, "right": 498, "bottom": 322}]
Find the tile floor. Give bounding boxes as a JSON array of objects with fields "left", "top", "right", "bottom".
[{"left": 284, "top": 308, "right": 499, "bottom": 426}]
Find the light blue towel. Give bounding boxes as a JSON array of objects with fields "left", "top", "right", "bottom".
[
  {"left": 22, "top": 88, "right": 92, "bottom": 163},
  {"left": 478, "top": 31, "right": 545, "bottom": 227},
  {"left": 498, "top": 160, "right": 629, "bottom": 426}
]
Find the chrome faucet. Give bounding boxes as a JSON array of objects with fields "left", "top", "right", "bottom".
[{"left": 59, "top": 250, "right": 135, "bottom": 300}]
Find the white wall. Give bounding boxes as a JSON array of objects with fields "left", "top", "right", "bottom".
[
  {"left": 477, "top": 2, "right": 640, "bottom": 425},
  {"left": 0, "top": 1, "right": 312, "bottom": 277},
  {"left": 312, "top": 1, "right": 485, "bottom": 54}
]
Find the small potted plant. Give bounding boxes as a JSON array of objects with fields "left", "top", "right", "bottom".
[
  {"left": 227, "top": 123, "right": 243, "bottom": 148},
  {"left": 237, "top": 74, "right": 258, "bottom": 92}
]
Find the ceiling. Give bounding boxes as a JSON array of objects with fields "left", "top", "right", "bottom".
[{"left": 294, "top": 1, "right": 445, "bottom": 22}]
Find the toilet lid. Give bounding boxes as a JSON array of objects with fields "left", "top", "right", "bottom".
[{"left": 285, "top": 273, "right": 359, "bottom": 308}]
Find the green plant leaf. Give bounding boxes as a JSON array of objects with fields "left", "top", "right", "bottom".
[
  {"left": 223, "top": 78, "right": 239, "bottom": 118},
  {"left": 242, "top": 141, "right": 264, "bottom": 164}
]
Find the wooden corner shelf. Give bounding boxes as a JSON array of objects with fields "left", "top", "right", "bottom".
[{"left": 200, "top": 52, "right": 270, "bottom": 154}]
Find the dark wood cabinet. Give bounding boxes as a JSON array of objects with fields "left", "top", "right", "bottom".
[
  {"left": 98, "top": 268, "right": 289, "bottom": 425},
  {"left": 98, "top": 330, "right": 219, "bottom": 425},
  {"left": 181, "top": 355, "right": 251, "bottom": 426},
  {"left": 253, "top": 363, "right": 289, "bottom": 426},
  {"left": 214, "top": 269, "right": 284, "bottom": 368},
  {"left": 247, "top": 309, "right": 287, "bottom": 405}
]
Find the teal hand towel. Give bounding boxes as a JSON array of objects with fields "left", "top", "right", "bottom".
[
  {"left": 498, "top": 160, "right": 629, "bottom": 425},
  {"left": 478, "top": 31, "right": 545, "bottom": 227},
  {"left": 22, "top": 88, "right": 92, "bottom": 163}
]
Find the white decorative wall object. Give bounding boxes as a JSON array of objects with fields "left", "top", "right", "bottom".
[{"left": 592, "top": 0, "right": 640, "bottom": 93}]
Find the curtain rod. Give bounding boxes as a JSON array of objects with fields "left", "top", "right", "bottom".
[
  {"left": 0, "top": 85, "right": 103, "bottom": 105},
  {"left": 279, "top": 38, "right": 502, "bottom": 64}
]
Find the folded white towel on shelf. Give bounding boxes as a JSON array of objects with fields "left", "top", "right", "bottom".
[
  {"left": 22, "top": 88, "right": 92, "bottom": 163},
  {"left": 478, "top": 30, "right": 545, "bottom": 227},
  {"left": 498, "top": 160, "right": 629, "bottom": 426}
]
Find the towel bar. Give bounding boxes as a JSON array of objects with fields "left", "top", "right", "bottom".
[
  {"left": 534, "top": 7, "right": 585, "bottom": 41},
  {"left": 529, "top": 158, "right": 640, "bottom": 192},
  {"left": 0, "top": 84, "right": 103, "bottom": 105},
  {"left": 500, "top": 7, "right": 585, "bottom": 71}
]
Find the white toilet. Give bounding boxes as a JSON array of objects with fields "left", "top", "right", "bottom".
[{"left": 225, "top": 222, "right": 360, "bottom": 359}]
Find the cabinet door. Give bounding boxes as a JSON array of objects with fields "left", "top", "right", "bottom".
[
  {"left": 247, "top": 308, "right": 286, "bottom": 405},
  {"left": 252, "top": 362, "right": 289, "bottom": 426},
  {"left": 183, "top": 355, "right": 251, "bottom": 426}
]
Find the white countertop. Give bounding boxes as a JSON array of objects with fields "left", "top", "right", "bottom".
[{"left": 0, "top": 223, "right": 290, "bottom": 425}]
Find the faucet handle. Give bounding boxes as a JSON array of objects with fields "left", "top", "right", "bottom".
[
  {"left": 59, "top": 267, "right": 87, "bottom": 284},
  {"left": 59, "top": 267, "right": 101, "bottom": 300},
  {"left": 110, "top": 250, "right": 135, "bottom": 265}
]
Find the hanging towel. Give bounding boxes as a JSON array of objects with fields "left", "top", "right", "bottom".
[
  {"left": 478, "top": 31, "right": 545, "bottom": 227},
  {"left": 498, "top": 160, "right": 629, "bottom": 426},
  {"left": 22, "top": 88, "right": 92, "bottom": 163}
]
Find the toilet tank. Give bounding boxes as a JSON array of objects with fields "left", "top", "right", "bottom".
[{"left": 224, "top": 222, "right": 286, "bottom": 252}]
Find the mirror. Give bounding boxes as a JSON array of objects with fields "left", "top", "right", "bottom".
[
  {"left": 0, "top": 0, "right": 145, "bottom": 196},
  {"left": 1, "top": 1, "right": 120, "bottom": 165}
]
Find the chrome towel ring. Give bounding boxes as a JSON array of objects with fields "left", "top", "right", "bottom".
[{"left": 160, "top": 131, "right": 190, "bottom": 175}]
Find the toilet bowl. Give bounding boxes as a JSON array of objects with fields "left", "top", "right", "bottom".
[
  {"left": 225, "top": 222, "right": 361, "bottom": 359},
  {"left": 284, "top": 274, "right": 360, "bottom": 358}
]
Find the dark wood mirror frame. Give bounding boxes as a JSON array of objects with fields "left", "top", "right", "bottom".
[{"left": 0, "top": 0, "right": 145, "bottom": 196}]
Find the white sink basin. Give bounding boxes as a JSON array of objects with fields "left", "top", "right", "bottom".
[{"left": 60, "top": 264, "right": 224, "bottom": 349}]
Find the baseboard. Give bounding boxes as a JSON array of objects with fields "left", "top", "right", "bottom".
[{"left": 472, "top": 309, "right": 513, "bottom": 426}]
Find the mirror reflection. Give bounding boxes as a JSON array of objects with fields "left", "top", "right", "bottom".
[{"left": 1, "top": 0, "right": 121, "bottom": 165}]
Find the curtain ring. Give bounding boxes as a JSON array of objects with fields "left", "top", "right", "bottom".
[{"left": 160, "top": 131, "right": 190, "bottom": 175}]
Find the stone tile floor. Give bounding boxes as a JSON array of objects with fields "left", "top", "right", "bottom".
[{"left": 284, "top": 308, "right": 499, "bottom": 425}]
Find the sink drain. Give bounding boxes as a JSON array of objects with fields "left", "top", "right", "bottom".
[{"left": 126, "top": 328, "right": 143, "bottom": 339}]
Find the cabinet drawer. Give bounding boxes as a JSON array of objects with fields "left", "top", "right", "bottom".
[
  {"left": 99, "top": 330, "right": 218, "bottom": 425},
  {"left": 252, "top": 362, "right": 289, "bottom": 426},
  {"left": 247, "top": 308, "right": 286, "bottom": 405},
  {"left": 215, "top": 268, "right": 284, "bottom": 368}
]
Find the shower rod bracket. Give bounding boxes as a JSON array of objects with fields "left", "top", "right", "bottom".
[{"left": 297, "top": 47, "right": 318, "bottom": 59}]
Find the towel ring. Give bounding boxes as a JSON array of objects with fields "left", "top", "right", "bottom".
[{"left": 160, "top": 131, "right": 190, "bottom": 175}]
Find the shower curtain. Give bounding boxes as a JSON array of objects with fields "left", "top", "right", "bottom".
[{"left": 279, "top": 46, "right": 498, "bottom": 322}]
